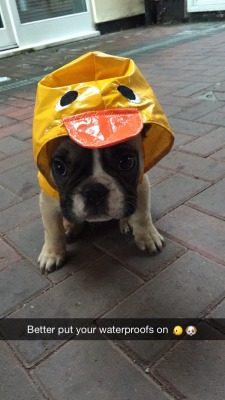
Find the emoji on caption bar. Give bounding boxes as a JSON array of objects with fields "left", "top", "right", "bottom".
[
  {"left": 173, "top": 326, "right": 183, "bottom": 336},
  {"left": 185, "top": 326, "right": 197, "bottom": 336}
]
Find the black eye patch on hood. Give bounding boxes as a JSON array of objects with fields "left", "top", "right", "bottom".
[
  {"left": 56, "top": 90, "right": 78, "bottom": 111},
  {"left": 117, "top": 85, "right": 141, "bottom": 103}
]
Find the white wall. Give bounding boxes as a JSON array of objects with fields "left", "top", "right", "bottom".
[{"left": 91, "top": 0, "right": 145, "bottom": 23}]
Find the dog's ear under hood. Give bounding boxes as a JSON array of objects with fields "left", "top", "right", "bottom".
[{"left": 33, "top": 51, "right": 174, "bottom": 199}]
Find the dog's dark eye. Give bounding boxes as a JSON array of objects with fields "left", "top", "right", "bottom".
[
  {"left": 117, "top": 85, "right": 141, "bottom": 104},
  {"left": 52, "top": 160, "right": 67, "bottom": 176},
  {"left": 119, "top": 154, "right": 135, "bottom": 170},
  {"left": 55, "top": 90, "right": 78, "bottom": 111}
]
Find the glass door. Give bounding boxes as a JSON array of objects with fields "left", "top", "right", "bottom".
[
  {"left": 1, "top": 0, "right": 96, "bottom": 51},
  {"left": 187, "top": 0, "right": 225, "bottom": 12},
  {"left": 0, "top": 1, "right": 17, "bottom": 50}
]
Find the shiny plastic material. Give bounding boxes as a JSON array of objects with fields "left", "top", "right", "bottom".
[
  {"left": 33, "top": 51, "right": 174, "bottom": 199},
  {"left": 63, "top": 108, "right": 143, "bottom": 148}
]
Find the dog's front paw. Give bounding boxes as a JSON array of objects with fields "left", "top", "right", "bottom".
[
  {"left": 134, "top": 224, "right": 164, "bottom": 253},
  {"left": 38, "top": 245, "right": 66, "bottom": 274}
]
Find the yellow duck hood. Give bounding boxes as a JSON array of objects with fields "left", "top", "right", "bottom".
[{"left": 33, "top": 51, "right": 174, "bottom": 199}]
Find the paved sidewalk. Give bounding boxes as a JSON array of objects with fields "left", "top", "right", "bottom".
[{"left": 1, "top": 22, "right": 225, "bottom": 400}]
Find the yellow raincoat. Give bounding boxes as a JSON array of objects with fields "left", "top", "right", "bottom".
[{"left": 33, "top": 51, "right": 174, "bottom": 200}]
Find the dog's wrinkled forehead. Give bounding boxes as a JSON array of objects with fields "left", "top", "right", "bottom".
[{"left": 51, "top": 134, "right": 143, "bottom": 176}]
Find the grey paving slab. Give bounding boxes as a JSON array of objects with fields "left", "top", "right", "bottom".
[
  {"left": 0, "top": 161, "right": 39, "bottom": 199},
  {"left": 173, "top": 99, "right": 222, "bottom": 121},
  {"left": 157, "top": 205, "right": 225, "bottom": 265},
  {"left": 0, "top": 185, "right": 20, "bottom": 211},
  {"left": 0, "top": 259, "right": 49, "bottom": 317},
  {"left": 168, "top": 117, "right": 216, "bottom": 136},
  {"left": 147, "top": 166, "right": 174, "bottom": 186},
  {"left": 94, "top": 226, "right": 186, "bottom": 280},
  {"left": 6, "top": 218, "right": 104, "bottom": 283},
  {"left": 103, "top": 251, "right": 225, "bottom": 363},
  {"left": 32, "top": 340, "right": 173, "bottom": 400},
  {"left": 158, "top": 151, "right": 225, "bottom": 182},
  {"left": 0, "top": 238, "right": 21, "bottom": 270},
  {"left": 0, "top": 149, "right": 33, "bottom": 173},
  {"left": 210, "top": 146, "right": 225, "bottom": 162},
  {"left": 153, "top": 325, "right": 225, "bottom": 400},
  {"left": 151, "top": 174, "right": 209, "bottom": 220},
  {"left": 0, "top": 341, "right": 44, "bottom": 400},
  {"left": 9, "top": 255, "right": 142, "bottom": 365},
  {"left": 179, "top": 127, "right": 225, "bottom": 157},
  {"left": 0, "top": 195, "right": 40, "bottom": 233},
  {"left": 171, "top": 82, "right": 212, "bottom": 97},
  {"left": 187, "top": 178, "right": 225, "bottom": 220},
  {"left": 0, "top": 136, "right": 31, "bottom": 156},
  {"left": 198, "top": 109, "right": 225, "bottom": 127},
  {"left": 172, "top": 132, "right": 195, "bottom": 148}
]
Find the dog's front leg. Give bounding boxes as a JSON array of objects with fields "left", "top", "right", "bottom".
[
  {"left": 38, "top": 191, "right": 66, "bottom": 274},
  {"left": 120, "top": 174, "right": 164, "bottom": 253}
]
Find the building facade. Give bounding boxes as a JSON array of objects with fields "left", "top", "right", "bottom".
[{"left": 1, "top": 0, "right": 225, "bottom": 56}]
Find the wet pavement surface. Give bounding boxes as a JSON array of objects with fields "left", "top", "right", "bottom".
[{"left": 1, "top": 22, "right": 225, "bottom": 400}]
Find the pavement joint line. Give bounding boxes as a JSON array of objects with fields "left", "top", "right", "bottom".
[{"left": 1, "top": 23, "right": 225, "bottom": 93}]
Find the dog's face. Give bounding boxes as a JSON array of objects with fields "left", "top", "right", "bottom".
[{"left": 50, "top": 135, "right": 144, "bottom": 223}]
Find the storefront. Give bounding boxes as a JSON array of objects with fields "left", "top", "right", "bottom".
[
  {"left": 0, "top": 0, "right": 98, "bottom": 53},
  {"left": 187, "top": 0, "right": 225, "bottom": 12}
]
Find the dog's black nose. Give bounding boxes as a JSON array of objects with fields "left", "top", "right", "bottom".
[{"left": 81, "top": 183, "right": 108, "bottom": 206}]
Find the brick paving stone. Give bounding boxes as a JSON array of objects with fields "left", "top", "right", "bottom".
[
  {"left": 147, "top": 167, "right": 174, "bottom": 186},
  {"left": 160, "top": 104, "right": 182, "bottom": 117},
  {"left": 9, "top": 255, "right": 142, "bottom": 365},
  {"left": 32, "top": 340, "right": 173, "bottom": 400},
  {"left": 207, "top": 298, "right": 225, "bottom": 330},
  {"left": 11, "top": 255, "right": 142, "bottom": 319},
  {"left": 0, "top": 185, "right": 20, "bottom": 211},
  {"left": 179, "top": 127, "right": 225, "bottom": 157},
  {"left": 187, "top": 178, "right": 225, "bottom": 220},
  {"left": 172, "top": 132, "right": 195, "bottom": 148},
  {"left": 0, "top": 238, "right": 21, "bottom": 270},
  {"left": 159, "top": 95, "right": 201, "bottom": 108},
  {"left": 168, "top": 117, "right": 216, "bottom": 136},
  {"left": 0, "top": 136, "right": 30, "bottom": 156},
  {"left": 104, "top": 251, "right": 225, "bottom": 363},
  {"left": 3, "top": 96, "right": 34, "bottom": 108},
  {"left": 151, "top": 174, "right": 209, "bottom": 220},
  {"left": 0, "top": 259, "right": 49, "bottom": 317},
  {"left": 0, "top": 105, "right": 20, "bottom": 116},
  {"left": 170, "top": 82, "right": 212, "bottom": 97},
  {"left": 153, "top": 325, "right": 225, "bottom": 400},
  {"left": 6, "top": 218, "right": 104, "bottom": 283},
  {"left": 0, "top": 115, "right": 16, "bottom": 127},
  {"left": 0, "top": 121, "right": 32, "bottom": 138},
  {"left": 198, "top": 109, "right": 225, "bottom": 127},
  {"left": 174, "top": 99, "right": 222, "bottom": 121},
  {"left": 210, "top": 146, "right": 225, "bottom": 162},
  {"left": 7, "top": 106, "right": 34, "bottom": 121},
  {"left": 0, "top": 342, "right": 45, "bottom": 400},
  {"left": 0, "top": 195, "right": 40, "bottom": 233},
  {"left": 0, "top": 161, "right": 39, "bottom": 199},
  {"left": 5, "top": 218, "right": 44, "bottom": 264},
  {"left": 0, "top": 149, "right": 33, "bottom": 173},
  {"left": 157, "top": 205, "right": 225, "bottom": 265},
  {"left": 158, "top": 151, "right": 225, "bottom": 182},
  {"left": 215, "top": 91, "right": 225, "bottom": 101},
  {"left": 94, "top": 225, "right": 186, "bottom": 280}
]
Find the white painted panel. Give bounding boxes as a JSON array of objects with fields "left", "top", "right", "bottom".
[
  {"left": 91, "top": 0, "right": 145, "bottom": 23},
  {"left": 188, "top": 0, "right": 225, "bottom": 12}
]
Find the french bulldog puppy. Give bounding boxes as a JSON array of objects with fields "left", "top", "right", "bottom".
[{"left": 38, "top": 133, "right": 164, "bottom": 274}]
